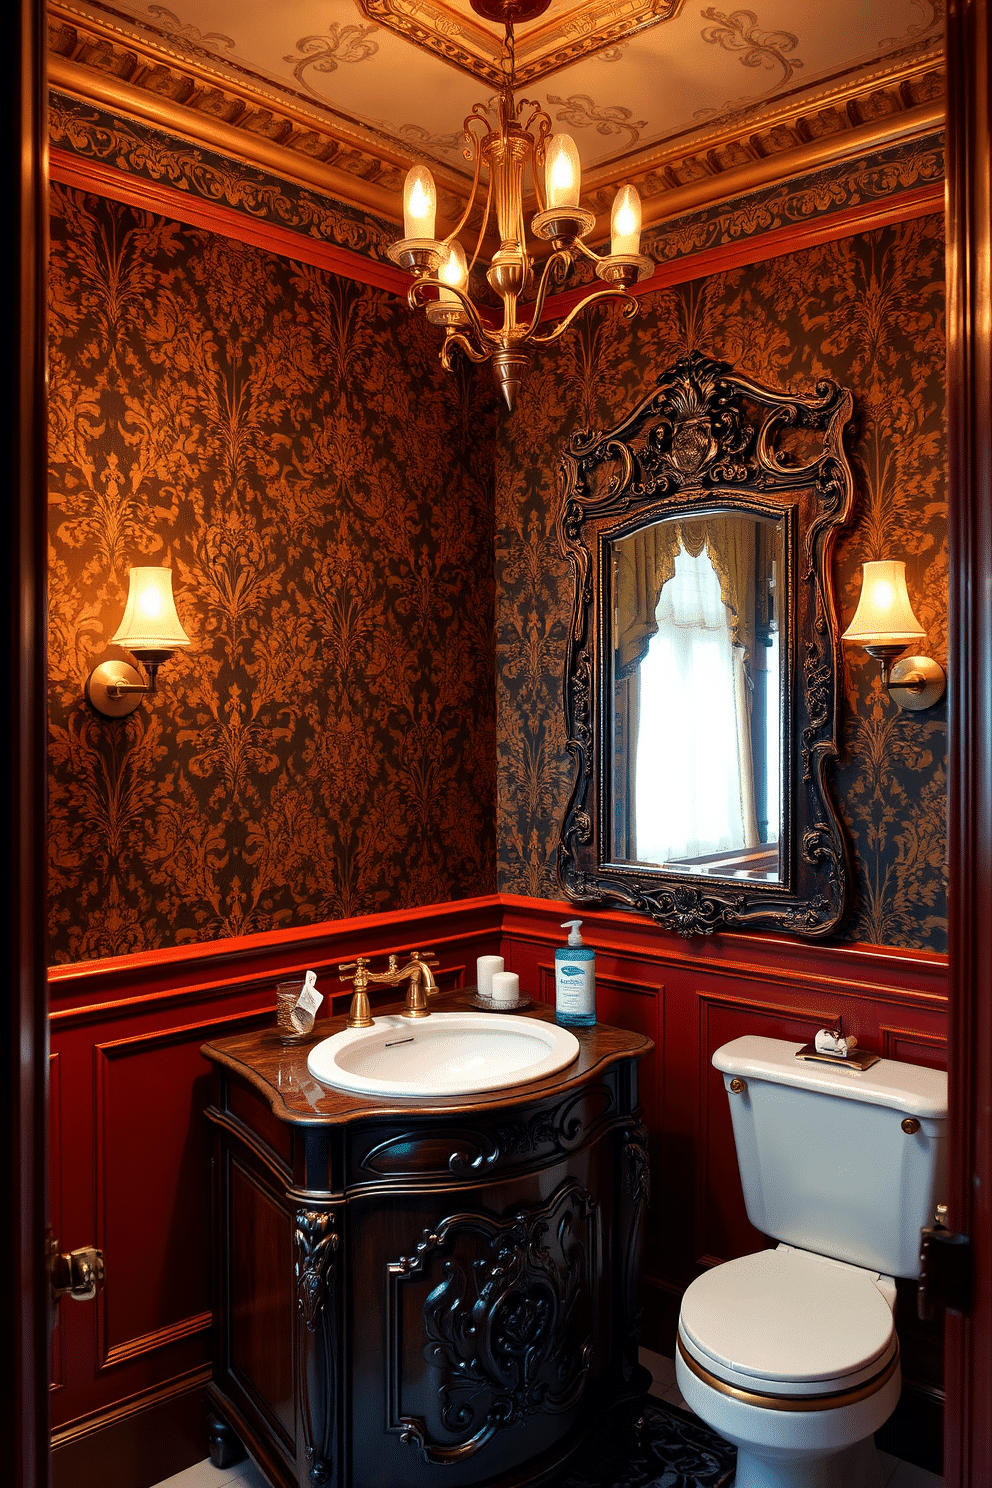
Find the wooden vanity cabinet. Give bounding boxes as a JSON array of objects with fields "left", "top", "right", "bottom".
[{"left": 202, "top": 995, "right": 653, "bottom": 1488}]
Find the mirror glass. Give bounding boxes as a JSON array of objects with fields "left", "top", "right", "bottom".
[{"left": 608, "top": 511, "right": 785, "bottom": 882}]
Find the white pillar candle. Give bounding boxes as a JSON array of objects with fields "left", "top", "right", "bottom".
[
  {"left": 476, "top": 955, "right": 504, "bottom": 998},
  {"left": 490, "top": 971, "right": 519, "bottom": 1005}
]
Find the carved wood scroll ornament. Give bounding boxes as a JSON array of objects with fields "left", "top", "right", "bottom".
[
  {"left": 388, "top": 1180, "right": 597, "bottom": 1463},
  {"left": 556, "top": 350, "right": 856, "bottom": 938},
  {"left": 295, "top": 1208, "right": 340, "bottom": 1485}
]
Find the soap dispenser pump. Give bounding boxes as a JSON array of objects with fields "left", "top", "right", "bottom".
[{"left": 555, "top": 920, "right": 596, "bottom": 1028}]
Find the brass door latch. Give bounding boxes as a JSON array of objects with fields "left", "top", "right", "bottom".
[
  {"left": 918, "top": 1205, "right": 971, "bottom": 1321},
  {"left": 50, "top": 1240, "right": 105, "bottom": 1304}
]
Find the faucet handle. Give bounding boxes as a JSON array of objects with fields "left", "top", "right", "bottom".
[
  {"left": 410, "top": 948, "right": 438, "bottom": 965},
  {"left": 339, "top": 956, "right": 369, "bottom": 983}
]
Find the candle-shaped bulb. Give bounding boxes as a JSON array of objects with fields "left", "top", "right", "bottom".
[
  {"left": 437, "top": 240, "right": 468, "bottom": 304},
  {"left": 610, "top": 184, "right": 641, "bottom": 256},
  {"left": 545, "top": 134, "right": 581, "bottom": 210},
  {"left": 403, "top": 164, "right": 437, "bottom": 239}
]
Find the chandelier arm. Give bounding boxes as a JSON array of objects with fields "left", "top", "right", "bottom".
[
  {"left": 572, "top": 236, "right": 605, "bottom": 264},
  {"left": 409, "top": 277, "right": 493, "bottom": 346},
  {"left": 467, "top": 181, "right": 493, "bottom": 278},
  {"left": 441, "top": 331, "right": 491, "bottom": 368},
  {"left": 523, "top": 101, "right": 552, "bottom": 215},
  {"left": 527, "top": 286, "right": 636, "bottom": 345},
  {"left": 442, "top": 136, "right": 483, "bottom": 248},
  {"left": 519, "top": 248, "right": 571, "bottom": 334}
]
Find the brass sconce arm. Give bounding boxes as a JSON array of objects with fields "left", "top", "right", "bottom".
[
  {"left": 862, "top": 643, "right": 947, "bottom": 712},
  {"left": 86, "top": 652, "right": 172, "bottom": 717}
]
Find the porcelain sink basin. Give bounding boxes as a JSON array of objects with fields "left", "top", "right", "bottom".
[{"left": 307, "top": 1011, "right": 581, "bottom": 1098}]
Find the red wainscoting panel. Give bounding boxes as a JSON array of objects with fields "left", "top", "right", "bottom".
[{"left": 49, "top": 891, "right": 948, "bottom": 1483}]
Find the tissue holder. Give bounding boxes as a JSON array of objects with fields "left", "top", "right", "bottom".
[{"left": 796, "top": 1027, "right": 880, "bottom": 1073}]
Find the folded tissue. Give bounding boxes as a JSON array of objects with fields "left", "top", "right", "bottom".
[{"left": 290, "top": 969, "right": 323, "bottom": 1034}]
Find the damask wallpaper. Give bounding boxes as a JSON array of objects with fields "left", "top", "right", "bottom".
[
  {"left": 495, "top": 212, "right": 948, "bottom": 952},
  {"left": 46, "top": 163, "right": 947, "bottom": 960},
  {"left": 47, "top": 182, "right": 497, "bottom": 962}
]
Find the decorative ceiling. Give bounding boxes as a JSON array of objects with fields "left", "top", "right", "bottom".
[{"left": 49, "top": 0, "right": 944, "bottom": 227}]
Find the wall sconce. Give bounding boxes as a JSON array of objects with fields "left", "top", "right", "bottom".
[
  {"left": 85, "top": 567, "right": 191, "bottom": 719},
  {"left": 841, "top": 559, "right": 946, "bottom": 711}
]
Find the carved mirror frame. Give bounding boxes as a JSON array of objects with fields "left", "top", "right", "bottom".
[{"left": 556, "top": 352, "right": 856, "bottom": 938}]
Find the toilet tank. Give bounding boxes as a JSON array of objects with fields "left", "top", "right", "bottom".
[{"left": 713, "top": 1035, "right": 948, "bottom": 1278}]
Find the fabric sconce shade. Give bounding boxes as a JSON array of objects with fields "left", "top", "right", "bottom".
[
  {"left": 841, "top": 561, "right": 926, "bottom": 646},
  {"left": 111, "top": 567, "right": 192, "bottom": 652}
]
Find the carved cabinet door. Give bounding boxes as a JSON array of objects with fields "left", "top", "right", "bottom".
[{"left": 345, "top": 1144, "right": 613, "bottom": 1488}]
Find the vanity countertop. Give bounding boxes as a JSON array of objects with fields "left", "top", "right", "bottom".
[{"left": 201, "top": 988, "right": 653, "bottom": 1127}]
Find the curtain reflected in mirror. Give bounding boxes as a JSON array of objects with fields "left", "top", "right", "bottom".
[{"left": 610, "top": 511, "right": 785, "bottom": 883}]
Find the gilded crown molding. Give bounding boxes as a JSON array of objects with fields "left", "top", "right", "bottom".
[
  {"left": 576, "top": 59, "right": 943, "bottom": 221},
  {"left": 47, "top": 1, "right": 467, "bottom": 224},
  {"left": 48, "top": 0, "right": 944, "bottom": 236},
  {"left": 631, "top": 98, "right": 944, "bottom": 233},
  {"left": 356, "top": 0, "right": 685, "bottom": 87}
]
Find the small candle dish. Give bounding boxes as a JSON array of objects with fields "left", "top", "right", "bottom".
[{"left": 468, "top": 991, "right": 533, "bottom": 1013}]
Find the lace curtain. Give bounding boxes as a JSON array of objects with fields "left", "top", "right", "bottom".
[
  {"left": 614, "top": 518, "right": 756, "bottom": 682},
  {"left": 631, "top": 545, "right": 759, "bottom": 865}
]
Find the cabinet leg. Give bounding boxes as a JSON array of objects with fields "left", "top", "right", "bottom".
[{"left": 207, "top": 1410, "right": 246, "bottom": 1470}]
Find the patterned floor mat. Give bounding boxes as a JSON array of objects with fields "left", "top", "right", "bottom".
[{"left": 549, "top": 1397, "right": 736, "bottom": 1488}]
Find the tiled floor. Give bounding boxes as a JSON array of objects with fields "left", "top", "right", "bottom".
[
  {"left": 639, "top": 1349, "right": 945, "bottom": 1488},
  {"left": 152, "top": 1349, "right": 946, "bottom": 1488}
]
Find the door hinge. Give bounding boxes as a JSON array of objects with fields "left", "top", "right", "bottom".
[
  {"left": 50, "top": 1238, "right": 105, "bottom": 1305},
  {"left": 918, "top": 1204, "right": 972, "bottom": 1320}
]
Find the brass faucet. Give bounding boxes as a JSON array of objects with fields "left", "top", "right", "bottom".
[{"left": 339, "top": 950, "right": 440, "bottom": 1028}]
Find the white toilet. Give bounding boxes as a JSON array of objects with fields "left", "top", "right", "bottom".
[{"left": 675, "top": 1035, "right": 947, "bottom": 1488}]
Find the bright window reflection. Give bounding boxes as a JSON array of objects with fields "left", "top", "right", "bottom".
[{"left": 634, "top": 545, "right": 757, "bottom": 864}]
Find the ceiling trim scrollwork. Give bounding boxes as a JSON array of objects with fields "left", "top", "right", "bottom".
[{"left": 556, "top": 351, "right": 857, "bottom": 940}]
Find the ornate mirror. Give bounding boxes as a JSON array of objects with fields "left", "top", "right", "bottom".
[{"left": 556, "top": 352, "right": 855, "bottom": 938}]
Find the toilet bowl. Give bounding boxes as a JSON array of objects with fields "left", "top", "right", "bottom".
[
  {"left": 679, "top": 1036, "right": 947, "bottom": 1488},
  {"left": 676, "top": 1246, "right": 901, "bottom": 1487}
]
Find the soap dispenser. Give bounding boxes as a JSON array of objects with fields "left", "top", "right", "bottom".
[{"left": 555, "top": 920, "right": 596, "bottom": 1028}]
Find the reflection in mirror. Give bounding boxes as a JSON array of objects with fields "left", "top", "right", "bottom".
[{"left": 610, "top": 512, "right": 785, "bottom": 881}]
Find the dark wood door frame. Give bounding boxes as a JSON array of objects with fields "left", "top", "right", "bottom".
[
  {"left": 945, "top": 0, "right": 992, "bottom": 1483},
  {"left": 5, "top": 1, "right": 50, "bottom": 1486},
  {"left": 7, "top": 2, "right": 992, "bottom": 1484}
]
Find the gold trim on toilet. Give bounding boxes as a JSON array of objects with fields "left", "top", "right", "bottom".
[{"left": 676, "top": 1333, "right": 900, "bottom": 1413}]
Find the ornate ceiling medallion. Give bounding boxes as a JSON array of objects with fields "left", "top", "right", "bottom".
[{"left": 356, "top": 0, "right": 685, "bottom": 87}]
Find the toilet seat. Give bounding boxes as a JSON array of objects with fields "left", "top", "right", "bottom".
[{"left": 678, "top": 1246, "right": 897, "bottom": 1400}]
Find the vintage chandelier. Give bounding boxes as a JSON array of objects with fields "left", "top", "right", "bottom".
[{"left": 386, "top": 0, "right": 653, "bottom": 411}]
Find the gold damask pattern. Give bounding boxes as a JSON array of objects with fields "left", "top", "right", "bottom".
[
  {"left": 47, "top": 182, "right": 497, "bottom": 962},
  {"left": 495, "top": 212, "right": 947, "bottom": 951}
]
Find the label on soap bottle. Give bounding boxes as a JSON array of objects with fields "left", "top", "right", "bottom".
[{"left": 555, "top": 948, "right": 595, "bottom": 1026}]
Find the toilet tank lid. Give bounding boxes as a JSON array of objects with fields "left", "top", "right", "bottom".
[{"left": 712, "top": 1036, "right": 947, "bottom": 1119}]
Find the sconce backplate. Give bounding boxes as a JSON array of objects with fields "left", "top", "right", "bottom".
[
  {"left": 889, "top": 655, "right": 946, "bottom": 712},
  {"left": 85, "top": 660, "right": 144, "bottom": 718}
]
